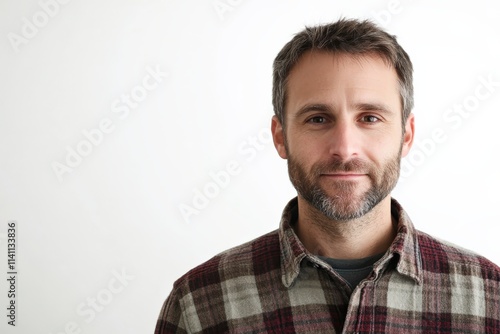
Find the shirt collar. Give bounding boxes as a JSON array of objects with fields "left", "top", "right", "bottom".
[
  {"left": 386, "top": 197, "right": 422, "bottom": 284},
  {"left": 278, "top": 197, "right": 423, "bottom": 288}
]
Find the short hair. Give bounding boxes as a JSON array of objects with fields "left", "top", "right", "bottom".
[{"left": 272, "top": 18, "right": 414, "bottom": 128}]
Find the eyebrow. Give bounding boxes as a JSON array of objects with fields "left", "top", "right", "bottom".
[
  {"left": 353, "top": 102, "right": 393, "bottom": 114},
  {"left": 294, "top": 102, "right": 394, "bottom": 118},
  {"left": 294, "top": 103, "right": 334, "bottom": 118}
]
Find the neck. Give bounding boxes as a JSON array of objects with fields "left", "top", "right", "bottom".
[{"left": 294, "top": 195, "right": 396, "bottom": 260}]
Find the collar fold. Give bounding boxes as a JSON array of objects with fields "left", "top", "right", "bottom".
[{"left": 278, "top": 197, "right": 423, "bottom": 288}]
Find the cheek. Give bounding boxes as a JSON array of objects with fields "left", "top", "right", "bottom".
[
  {"left": 363, "top": 137, "right": 402, "bottom": 167},
  {"left": 288, "top": 138, "right": 327, "bottom": 165}
]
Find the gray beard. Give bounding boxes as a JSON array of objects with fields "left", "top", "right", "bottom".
[{"left": 287, "top": 150, "right": 402, "bottom": 221}]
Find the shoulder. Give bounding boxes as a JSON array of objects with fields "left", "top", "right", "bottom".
[
  {"left": 173, "top": 229, "right": 281, "bottom": 292},
  {"left": 416, "top": 229, "right": 500, "bottom": 279}
]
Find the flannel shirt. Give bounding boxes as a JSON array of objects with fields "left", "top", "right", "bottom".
[{"left": 155, "top": 198, "right": 500, "bottom": 333}]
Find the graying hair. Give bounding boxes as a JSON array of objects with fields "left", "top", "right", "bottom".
[{"left": 272, "top": 18, "right": 414, "bottom": 128}]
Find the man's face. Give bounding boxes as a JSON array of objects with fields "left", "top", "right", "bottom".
[{"left": 272, "top": 51, "right": 414, "bottom": 221}]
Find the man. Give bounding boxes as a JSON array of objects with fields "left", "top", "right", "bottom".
[{"left": 155, "top": 18, "right": 500, "bottom": 333}]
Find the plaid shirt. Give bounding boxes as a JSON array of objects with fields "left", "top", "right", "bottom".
[{"left": 155, "top": 198, "right": 500, "bottom": 333}]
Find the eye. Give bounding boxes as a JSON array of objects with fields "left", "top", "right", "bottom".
[
  {"left": 360, "top": 115, "right": 380, "bottom": 123},
  {"left": 307, "top": 116, "right": 327, "bottom": 124}
]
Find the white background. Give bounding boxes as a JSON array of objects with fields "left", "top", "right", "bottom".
[{"left": 1, "top": 0, "right": 499, "bottom": 333}]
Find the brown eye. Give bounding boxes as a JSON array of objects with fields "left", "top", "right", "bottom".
[
  {"left": 308, "top": 116, "right": 326, "bottom": 124},
  {"left": 361, "top": 115, "right": 380, "bottom": 123}
]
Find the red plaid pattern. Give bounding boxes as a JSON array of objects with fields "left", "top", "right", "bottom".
[{"left": 155, "top": 198, "right": 500, "bottom": 333}]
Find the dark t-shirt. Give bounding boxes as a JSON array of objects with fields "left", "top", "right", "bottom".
[{"left": 320, "top": 252, "right": 385, "bottom": 289}]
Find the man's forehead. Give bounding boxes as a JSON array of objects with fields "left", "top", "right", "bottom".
[
  {"left": 283, "top": 50, "right": 402, "bottom": 121},
  {"left": 286, "top": 51, "right": 399, "bottom": 98},
  {"left": 289, "top": 50, "right": 395, "bottom": 73}
]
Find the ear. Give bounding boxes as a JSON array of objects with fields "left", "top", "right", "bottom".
[
  {"left": 271, "top": 116, "right": 288, "bottom": 159},
  {"left": 401, "top": 113, "right": 415, "bottom": 157}
]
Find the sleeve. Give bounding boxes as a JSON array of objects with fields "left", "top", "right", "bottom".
[{"left": 154, "top": 287, "right": 188, "bottom": 334}]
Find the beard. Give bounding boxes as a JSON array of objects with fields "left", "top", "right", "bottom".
[{"left": 287, "top": 147, "right": 402, "bottom": 221}]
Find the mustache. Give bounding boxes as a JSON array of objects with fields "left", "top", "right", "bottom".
[{"left": 313, "top": 157, "right": 371, "bottom": 175}]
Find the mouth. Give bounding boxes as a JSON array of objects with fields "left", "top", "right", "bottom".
[{"left": 320, "top": 173, "right": 366, "bottom": 179}]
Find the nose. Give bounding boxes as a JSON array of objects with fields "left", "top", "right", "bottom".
[{"left": 328, "top": 119, "right": 359, "bottom": 160}]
